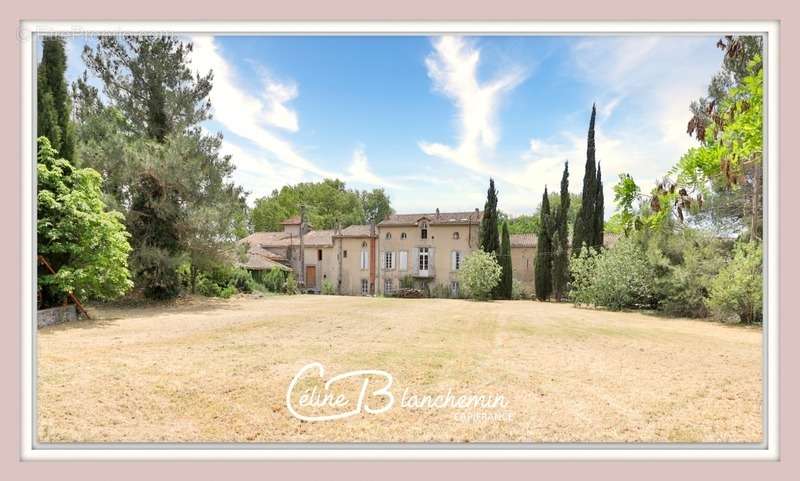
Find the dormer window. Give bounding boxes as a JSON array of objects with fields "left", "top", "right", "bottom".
[
  {"left": 385, "top": 232, "right": 392, "bottom": 240},
  {"left": 453, "top": 231, "right": 460, "bottom": 240},
  {"left": 420, "top": 221, "right": 428, "bottom": 240},
  {"left": 401, "top": 232, "right": 407, "bottom": 239}
]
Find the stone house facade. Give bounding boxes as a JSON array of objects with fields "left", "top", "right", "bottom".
[{"left": 238, "top": 209, "right": 568, "bottom": 297}]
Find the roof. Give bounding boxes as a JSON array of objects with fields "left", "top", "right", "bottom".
[
  {"left": 280, "top": 216, "right": 302, "bottom": 225},
  {"left": 378, "top": 210, "right": 482, "bottom": 226},
  {"left": 510, "top": 233, "right": 537, "bottom": 248},
  {"left": 238, "top": 229, "right": 334, "bottom": 248},
  {"left": 335, "top": 224, "right": 373, "bottom": 238},
  {"left": 302, "top": 230, "right": 335, "bottom": 246},
  {"left": 509, "top": 232, "right": 621, "bottom": 249},
  {"left": 237, "top": 251, "right": 292, "bottom": 271}
]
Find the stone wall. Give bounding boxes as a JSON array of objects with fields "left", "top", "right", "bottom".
[{"left": 37, "top": 305, "right": 77, "bottom": 328}]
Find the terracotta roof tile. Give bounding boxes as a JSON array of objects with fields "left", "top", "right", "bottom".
[{"left": 378, "top": 211, "right": 482, "bottom": 226}]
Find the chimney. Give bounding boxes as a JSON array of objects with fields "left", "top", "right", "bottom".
[{"left": 435, "top": 208, "right": 440, "bottom": 219}]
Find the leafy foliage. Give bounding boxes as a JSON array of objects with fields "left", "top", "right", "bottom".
[
  {"left": 37, "top": 137, "right": 133, "bottom": 306},
  {"left": 498, "top": 221, "right": 513, "bottom": 299},
  {"left": 552, "top": 162, "right": 571, "bottom": 300},
  {"left": 250, "top": 180, "right": 392, "bottom": 232},
  {"left": 642, "top": 229, "right": 729, "bottom": 317},
  {"left": 321, "top": 279, "right": 335, "bottom": 295},
  {"left": 707, "top": 241, "right": 762, "bottom": 323},
  {"left": 573, "top": 104, "right": 604, "bottom": 251},
  {"left": 38, "top": 37, "right": 75, "bottom": 161},
  {"left": 284, "top": 273, "right": 300, "bottom": 295},
  {"left": 81, "top": 36, "right": 212, "bottom": 141},
  {"left": 534, "top": 188, "right": 553, "bottom": 301},
  {"left": 480, "top": 178, "right": 500, "bottom": 255},
  {"left": 458, "top": 250, "right": 502, "bottom": 301},
  {"left": 75, "top": 36, "right": 248, "bottom": 299},
  {"left": 569, "top": 238, "right": 655, "bottom": 311},
  {"left": 261, "top": 268, "right": 288, "bottom": 293}
]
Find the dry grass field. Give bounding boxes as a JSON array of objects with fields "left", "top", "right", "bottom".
[{"left": 37, "top": 295, "right": 763, "bottom": 443}]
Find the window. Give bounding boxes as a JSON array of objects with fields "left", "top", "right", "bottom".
[
  {"left": 451, "top": 250, "right": 462, "bottom": 271},
  {"left": 420, "top": 221, "right": 428, "bottom": 240},
  {"left": 398, "top": 250, "right": 408, "bottom": 271},
  {"left": 384, "top": 251, "right": 394, "bottom": 269},
  {"left": 418, "top": 247, "right": 429, "bottom": 271},
  {"left": 384, "top": 278, "right": 394, "bottom": 295},
  {"left": 450, "top": 281, "right": 459, "bottom": 297},
  {"left": 360, "top": 248, "right": 369, "bottom": 270},
  {"left": 343, "top": 250, "right": 348, "bottom": 258},
  {"left": 317, "top": 249, "right": 322, "bottom": 261},
  {"left": 361, "top": 279, "right": 369, "bottom": 295},
  {"left": 385, "top": 232, "right": 392, "bottom": 240},
  {"left": 401, "top": 232, "right": 407, "bottom": 239},
  {"left": 453, "top": 231, "right": 460, "bottom": 240}
]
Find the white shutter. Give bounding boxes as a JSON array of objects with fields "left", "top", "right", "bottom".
[
  {"left": 399, "top": 251, "right": 407, "bottom": 271},
  {"left": 451, "top": 250, "right": 456, "bottom": 271},
  {"left": 412, "top": 247, "right": 419, "bottom": 275},
  {"left": 379, "top": 250, "right": 385, "bottom": 270},
  {"left": 391, "top": 251, "right": 396, "bottom": 270},
  {"left": 429, "top": 247, "right": 435, "bottom": 276}
]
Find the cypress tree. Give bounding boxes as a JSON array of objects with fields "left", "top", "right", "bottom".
[
  {"left": 499, "top": 221, "right": 513, "bottom": 299},
  {"left": 480, "top": 178, "right": 500, "bottom": 256},
  {"left": 37, "top": 37, "right": 75, "bottom": 160},
  {"left": 593, "top": 163, "right": 605, "bottom": 247},
  {"left": 573, "top": 103, "right": 597, "bottom": 253},
  {"left": 552, "top": 162, "right": 570, "bottom": 301},
  {"left": 535, "top": 187, "right": 553, "bottom": 301}
]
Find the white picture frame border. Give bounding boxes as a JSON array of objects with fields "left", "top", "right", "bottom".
[{"left": 19, "top": 20, "right": 779, "bottom": 461}]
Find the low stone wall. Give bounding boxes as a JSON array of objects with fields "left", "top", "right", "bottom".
[{"left": 37, "top": 305, "right": 77, "bottom": 328}]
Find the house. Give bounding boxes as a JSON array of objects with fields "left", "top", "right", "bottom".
[
  {"left": 376, "top": 209, "right": 482, "bottom": 297},
  {"left": 237, "top": 210, "right": 618, "bottom": 297}
]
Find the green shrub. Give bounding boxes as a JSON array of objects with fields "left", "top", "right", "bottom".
[
  {"left": 429, "top": 283, "right": 451, "bottom": 299},
  {"left": 321, "top": 279, "right": 335, "bottom": 295},
  {"left": 511, "top": 279, "right": 528, "bottom": 300},
  {"left": 400, "top": 275, "right": 415, "bottom": 289},
  {"left": 284, "top": 273, "right": 299, "bottom": 295},
  {"left": 570, "top": 238, "right": 655, "bottom": 310},
  {"left": 192, "top": 265, "right": 256, "bottom": 298},
  {"left": 229, "top": 267, "right": 257, "bottom": 293},
  {"left": 707, "top": 241, "right": 762, "bottom": 323},
  {"left": 263, "top": 268, "right": 287, "bottom": 293},
  {"left": 195, "top": 273, "right": 222, "bottom": 297},
  {"left": 458, "top": 250, "right": 502, "bottom": 301},
  {"left": 644, "top": 230, "right": 728, "bottom": 318}
]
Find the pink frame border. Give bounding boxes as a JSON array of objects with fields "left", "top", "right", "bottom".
[{"left": 3, "top": 1, "right": 797, "bottom": 478}]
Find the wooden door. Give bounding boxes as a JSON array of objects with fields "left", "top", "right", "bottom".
[{"left": 305, "top": 265, "right": 316, "bottom": 288}]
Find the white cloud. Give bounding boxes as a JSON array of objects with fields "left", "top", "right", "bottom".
[
  {"left": 262, "top": 78, "right": 299, "bottom": 132},
  {"left": 189, "top": 36, "right": 395, "bottom": 195},
  {"left": 190, "top": 36, "right": 329, "bottom": 178},
  {"left": 219, "top": 141, "right": 306, "bottom": 201},
  {"left": 419, "top": 36, "right": 524, "bottom": 172},
  {"left": 346, "top": 146, "right": 401, "bottom": 188}
]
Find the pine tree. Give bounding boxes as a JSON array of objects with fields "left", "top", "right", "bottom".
[
  {"left": 552, "top": 162, "right": 570, "bottom": 301},
  {"left": 37, "top": 37, "right": 75, "bottom": 160},
  {"left": 593, "top": 163, "right": 605, "bottom": 247},
  {"left": 480, "top": 178, "right": 500, "bottom": 255},
  {"left": 535, "top": 187, "right": 553, "bottom": 301},
  {"left": 79, "top": 36, "right": 244, "bottom": 300},
  {"left": 480, "top": 178, "right": 502, "bottom": 298},
  {"left": 573, "top": 103, "right": 597, "bottom": 253},
  {"left": 499, "top": 221, "right": 513, "bottom": 299}
]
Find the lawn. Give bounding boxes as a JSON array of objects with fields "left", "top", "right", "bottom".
[{"left": 37, "top": 295, "right": 763, "bottom": 443}]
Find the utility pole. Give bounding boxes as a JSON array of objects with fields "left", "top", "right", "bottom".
[{"left": 299, "top": 203, "right": 306, "bottom": 288}]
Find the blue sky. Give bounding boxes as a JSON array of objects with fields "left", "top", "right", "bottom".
[{"left": 61, "top": 34, "right": 725, "bottom": 216}]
